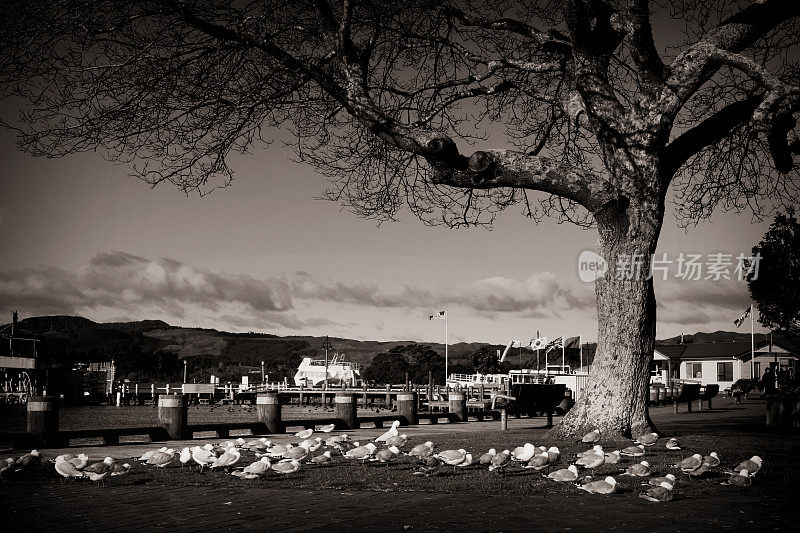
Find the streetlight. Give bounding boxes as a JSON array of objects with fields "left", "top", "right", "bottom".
[
  {"left": 183, "top": 360, "right": 188, "bottom": 383},
  {"left": 261, "top": 360, "right": 265, "bottom": 385}
]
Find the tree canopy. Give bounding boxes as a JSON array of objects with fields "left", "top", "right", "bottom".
[{"left": 749, "top": 210, "right": 800, "bottom": 333}]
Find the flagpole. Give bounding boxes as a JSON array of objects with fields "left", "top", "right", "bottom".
[
  {"left": 562, "top": 332, "right": 565, "bottom": 373},
  {"left": 445, "top": 311, "right": 449, "bottom": 387},
  {"left": 750, "top": 303, "right": 755, "bottom": 380},
  {"left": 579, "top": 335, "right": 583, "bottom": 372}
]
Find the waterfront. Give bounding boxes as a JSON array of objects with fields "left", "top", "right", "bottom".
[{"left": 0, "top": 403, "right": 390, "bottom": 436}]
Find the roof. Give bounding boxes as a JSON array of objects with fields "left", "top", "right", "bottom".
[{"left": 654, "top": 345, "right": 686, "bottom": 360}]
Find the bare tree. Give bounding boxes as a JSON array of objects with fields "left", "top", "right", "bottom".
[{"left": 1, "top": 0, "right": 799, "bottom": 437}]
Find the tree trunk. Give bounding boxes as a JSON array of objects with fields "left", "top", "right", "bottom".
[{"left": 552, "top": 198, "right": 663, "bottom": 439}]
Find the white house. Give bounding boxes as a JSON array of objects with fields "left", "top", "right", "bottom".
[{"left": 667, "top": 341, "right": 797, "bottom": 390}]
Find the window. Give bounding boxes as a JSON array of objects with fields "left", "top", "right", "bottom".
[
  {"left": 717, "top": 362, "right": 733, "bottom": 382},
  {"left": 753, "top": 362, "right": 761, "bottom": 378},
  {"left": 690, "top": 362, "right": 702, "bottom": 378}
]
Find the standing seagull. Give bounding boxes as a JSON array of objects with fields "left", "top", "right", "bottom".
[
  {"left": 408, "top": 441, "right": 435, "bottom": 460},
  {"left": 375, "top": 420, "right": 401, "bottom": 442}
]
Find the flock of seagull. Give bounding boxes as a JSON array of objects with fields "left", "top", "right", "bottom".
[{"left": 1, "top": 421, "right": 763, "bottom": 502}]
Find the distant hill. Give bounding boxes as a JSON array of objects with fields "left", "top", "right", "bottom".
[{"left": 7, "top": 314, "right": 792, "bottom": 382}]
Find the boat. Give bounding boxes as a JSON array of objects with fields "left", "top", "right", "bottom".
[{"left": 293, "top": 353, "right": 361, "bottom": 387}]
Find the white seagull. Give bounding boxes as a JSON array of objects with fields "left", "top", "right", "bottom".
[{"left": 375, "top": 420, "right": 401, "bottom": 442}]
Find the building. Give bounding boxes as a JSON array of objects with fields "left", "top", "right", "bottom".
[{"left": 656, "top": 341, "right": 798, "bottom": 390}]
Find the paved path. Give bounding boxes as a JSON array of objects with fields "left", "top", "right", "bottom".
[{"left": 3, "top": 396, "right": 798, "bottom": 532}]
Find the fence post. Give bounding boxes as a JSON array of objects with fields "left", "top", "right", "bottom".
[
  {"left": 397, "top": 392, "right": 418, "bottom": 425},
  {"left": 157, "top": 394, "right": 188, "bottom": 440},
  {"left": 448, "top": 391, "right": 467, "bottom": 422},
  {"left": 385, "top": 384, "right": 391, "bottom": 407},
  {"left": 256, "top": 393, "right": 281, "bottom": 434},
  {"left": 335, "top": 392, "right": 358, "bottom": 430},
  {"left": 27, "top": 396, "right": 60, "bottom": 448}
]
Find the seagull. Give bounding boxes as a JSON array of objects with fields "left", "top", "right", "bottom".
[
  {"left": 148, "top": 449, "right": 177, "bottom": 468},
  {"left": 436, "top": 449, "right": 468, "bottom": 468},
  {"left": 385, "top": 434, "right": 408, "bottom": 448},
  {"left": 688, "top": 461, "right": 711, "bottom": 478},
  {"left": 547, "top": 465, "right": 579, "bottom": 482},
  {"left": 325, "top": 435, "right": 346, "bottom": 446},
  {"left": 178, "top": 447, "right": 193, "bottom": 467},
  {"left": 110, "top": 463, "right": 132, "bottom": 476},
  {"left": 408, "top": 441, "right": 435, "bottom": 460},
  {"left": 635, "top": 433, "right": 659, "bottom": 446},
  {"left": 15, "top": 450, "right": 41, "bottom": 470},
  {"left": 267, "top": 444, "right": 290, "bottom": 459},
  {"left": 703, "top": 452, "right": 720, "bottom": 467},
  {"left": 639, "top": 481, "right": 674, "bottom": 502},
  {"left": 665, "top": 438, "right": 681, "bottom": 451},
  {"left": 478, "top": 449, "right": 497, "bottom": 465},
  {"left": 732, "top": 456, "right": 762, "bottom": 476},
  {"left": 622, "top": 461, "right": 651, "bottom": 477},
  {"left": 211, "top": 447, "right": 242, "bottom": 470},
  {"left": 488, "top": 450, "right": 511, "bottom": 472},
  {"left": 373, "top": 446, "right": 401, "bottom": 465},
  {"left": 69, "top": 453, "right": 89, "bottom": 470},
  {"left": 577, "top": 476, "right": 617, "bottom": 494},
  {"left": 191, "top": 446, "right": 216, "bottom": 472},
  {"left": 524, "top": 452, "right": 551, "bottom": 471},
  {"left": 241, "top": 457, "right": 272, "bottom": 478},
  {"left": 674, "top": 454, "right": 703, "bottom": 473},
  {"left": 604, "top": 451, "right": 621, "bottom": 464},
  {"left": 644, "top": 473, "right": 677, "bottom": 487},
  {"left": 84, "top": 457, "right": 115, "bottom": 475},
  {"left": 138, "top": 447, "right": 167, "bottom": 462},
  {"left": 271, "top": 459, "right": 301, "bottom": 475},
  {"left": 456, "top": 453, "right": 473, "bottom": 468},
  {"left": 301, "top": 438, "right": 323, "bottom": 452},
  {"left": 413, "top": 461, "right": 441, "bottom": 477},
  {"left": 295, "top": 428, "right": 313, "bottom": 440},
  {"left": 375, "top": 420, "right": 401, "bottom": 442},
  {"left": 86, "top": 469, "right": 111, "bottom": 486},
  {"left": 620, "top": 445, "right": 646, "bottom": 457},
  {"left": 576, "top": 451, "right": 604, "bottom": 469},
  {"left": 283, "top": 443, "right": 311, "bottom": 463},
  {"left": 722, "top": 469, "right": 752, "bottom": 486},
  {"left": 344, "top": 443, "right": 377, "bottom": 460},
  {"left": 318, "top": 423, "right": 336, "bottom": 433},
  {"left": 310, "top": 451, "right": 333, "bottom": 466},
  {"left": 577, "top": 445, "right": 603, "bottom": 458},
  {"left": 54, "top": 457, "right": 85, "bottom": 480},
  {"left": 581, "top": 429, "right": 601, "bottom": 443},
  {"left": 0, "top": 458, "right": 17, "bottom": 478},
  {"left": 512, "top": 443, "right": 537, "bottom": 462},
  {"left": 546, "top": 447, "right": 561, "bottom": 463}
]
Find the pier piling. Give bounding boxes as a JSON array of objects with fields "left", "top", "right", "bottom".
[
  {"left": 397, "top": 392, "right": 418, "bottom": 425},
  {"left": 256, "top": 393, "right": 281, "bottom": 434},
  {"left": 27, "top": 396, "right": 59, "bottom": 448},
  {"left": 157, "top": 394, "right": 188, "bottom": 440},
  {"left": 335, "top": 392, "right": 358, "bottom": 429}
]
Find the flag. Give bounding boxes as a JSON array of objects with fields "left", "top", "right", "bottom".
[
  {"left": 545, "top": 336, "right": 563, "bottom": 354},
  {"left": 530, "top": 336, "right": 548, "bottom": 350},
  {"left": 564, "top": 336, "right": 581, "bottom": 350},
  {"left": 733, "top": 306, "right": 751, "bottom": 328},
  {"left": 429, "top": 311, "right": 446, "bottom": 320}
]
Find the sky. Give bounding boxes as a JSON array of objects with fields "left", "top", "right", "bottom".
[
  {"left": 0, "top": 118, "right": 773, "bottom": 345},
  {"left": 0, "top": 4, "right": 781, "bottom": 345}
]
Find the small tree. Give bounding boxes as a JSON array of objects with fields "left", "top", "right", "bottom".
[
  {"left": 471, "top": 345, "right": 501, "bottom": 374},
  {"left": 2, "top": 1, "right": 799, "bottom": 436},
  {"left": 748, "top": 210, "right": 800, "bottom": 333}
]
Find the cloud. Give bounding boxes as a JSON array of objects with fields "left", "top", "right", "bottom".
[
  {"left": 0, "top": 251, "right": 593, "bottom": 332},
  {"left": 655, "top": 278, "right": 750, "bottom": 325}
]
